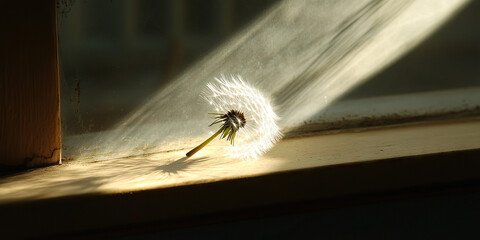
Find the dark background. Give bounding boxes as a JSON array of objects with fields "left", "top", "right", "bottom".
[{"left": 59, "top": 0, "right": 480, "bottom": 135}]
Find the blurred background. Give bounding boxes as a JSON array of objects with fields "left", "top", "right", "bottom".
[
  {"left": 58, "top": 0, "right": 480, "bottom": 159},
  {"left": 59, "top": 0, "right": 279, "bottom": 135}
]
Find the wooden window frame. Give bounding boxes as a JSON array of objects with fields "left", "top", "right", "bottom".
[{"left": 0, "top": 1, "right": 479, "bottom": 239}]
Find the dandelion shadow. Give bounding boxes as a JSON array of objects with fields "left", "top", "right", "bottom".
[{"left": 155, "top": 156, "right": 210, "bottom": 175}]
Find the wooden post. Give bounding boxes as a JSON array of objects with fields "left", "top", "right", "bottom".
[{"left": 0, "top": 1, "right": 61, "bottom": 167}]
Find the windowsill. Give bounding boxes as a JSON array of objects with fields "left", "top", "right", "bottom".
[{"left": 1, "top": 117, "right": 480, "bottom": 238}]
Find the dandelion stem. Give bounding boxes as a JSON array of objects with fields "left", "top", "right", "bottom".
[{"left": 186, "top": 128, "right": 223, "bottom": 157}]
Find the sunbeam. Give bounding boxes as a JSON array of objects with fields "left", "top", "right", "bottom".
[{"left": 63, "top": 0, "right": 470, "bottom": 161}]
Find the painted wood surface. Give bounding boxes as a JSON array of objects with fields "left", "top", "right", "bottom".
[
  {"left": 0, "top": 118, "right": 479, "bottom": 238},
  {"left": 1, "top": 117, "right": 479, "bottom": 203}
]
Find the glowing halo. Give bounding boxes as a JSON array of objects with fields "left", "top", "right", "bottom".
[{"left": 202, "top": 75, "right": 282, "bottom": 159}]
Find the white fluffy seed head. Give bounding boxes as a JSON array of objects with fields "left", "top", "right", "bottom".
[{"left": 203, "top": 75, "right": 282, "bottom": 159}]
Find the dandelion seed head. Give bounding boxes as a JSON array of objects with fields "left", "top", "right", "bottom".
[{"left": 203, "top": 75, "right": 282, "bottom": 159}]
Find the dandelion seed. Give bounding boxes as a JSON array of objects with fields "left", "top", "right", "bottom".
[{"left": 186, "top": 75, "right": 281, "bottom": 159}]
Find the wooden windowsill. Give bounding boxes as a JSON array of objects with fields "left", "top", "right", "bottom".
[{"left": 1, "top": 117, "right": 480, "bottom": 238}]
